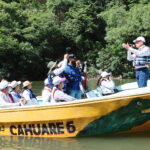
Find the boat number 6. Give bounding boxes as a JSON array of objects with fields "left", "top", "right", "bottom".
[{"left": 66, "top": 121, "right": 76, "bottom": 133}]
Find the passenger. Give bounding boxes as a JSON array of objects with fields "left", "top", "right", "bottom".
[
  {"left": 76, "top": 60, "right": 82, "bottom": 72},
  {"left": 97, "top": 72, "right": 116, "bottom": 96},
  {"left": 48, "top": 54, "right": 69, "bottom": 76},
  {"left": 52, "top": 76, "right": 75, "bottom": 103},
  {"left": 76, "top": 60, "right": 86, "bottom": 97},
  {"left": 122, "top": 36, "right": 150, "bottom": 88},
  {"left": 0, "top": 81, "right": 26, "bottom": 107},
  {"left": 9, "top": 80, "right": 22, "bottom": 103},
  {"left": 42, "top": 78, "right": 51, "bottom": 103},
  {"left": 22, "top": 81, "right": 38, "bottom": 105},
  {"left": 63, "top": 55, "right": 82, "bottom": 99},
  {"left": 47, "top": 54, "right": 69, "bottom": 89}
]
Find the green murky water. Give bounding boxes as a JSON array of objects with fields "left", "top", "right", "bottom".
[{"left": 1, "top": 132, "right": 150, "bottom": 150}]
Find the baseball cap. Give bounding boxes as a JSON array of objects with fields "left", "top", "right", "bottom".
[
  {"left": 133, "top": 36, "right": 146, "bottom": 43},
  {"left": 0, "top": 81, "right": 9, "bottom": 90},
  {"left": 101, "top": 72, "right": 111, "bottom": 78},
  {"left": 9, "top": 80, "right": 21, "bottom": 88},
  {"left": 69, "top": 54, "right": 75, "bottom": 59},
  {"left": 52, "top": 76, "right": 66, "bottom": 86}
]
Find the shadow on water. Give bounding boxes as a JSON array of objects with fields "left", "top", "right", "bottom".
[{"left": 1, "top": 132, "right": 150, "bottom": 150}]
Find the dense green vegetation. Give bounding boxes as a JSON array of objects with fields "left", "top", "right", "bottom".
[{"left": 0, "top": 0, "right": 150, "bottom": 80}]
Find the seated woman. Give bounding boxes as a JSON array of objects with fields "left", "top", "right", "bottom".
[
  {"left": 97, "top": 72, "right": 116, "bottom": 96},
  {"left": 52, "top": 76, "right": 75, "bottom": 103},
  {"left": 22, "top": 81, "right": 38, "bottom": 105},
  {"left": 42, "top": 78, "right": 51, "bottom": 103},
  {"left": 9, "top": 80, "right": 22, "bottom": 103},
  {"left": 0, "top": 81, "right": 26, "bottom": 107}
]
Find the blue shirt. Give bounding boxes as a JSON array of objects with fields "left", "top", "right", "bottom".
[{"left": 64, "top": 65, "right": 82, "bottom": 91}]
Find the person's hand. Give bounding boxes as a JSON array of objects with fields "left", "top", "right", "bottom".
[
  {"left": 109, "top": 76, "right": 113, "bottom": 81},
  {"left": 20, "top": 98, "right": 27, "bottom": 105},
  {"left": 84, "top": 69, "right": 87, "bottom": 73},
  {"left": 64, "top": 54, "right": 69, "bottom": 59},
  {"left": 122, "top": 43, "right": 131, "bottom": 50}
]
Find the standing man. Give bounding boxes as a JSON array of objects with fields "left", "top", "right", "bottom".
[
  {"left": 122, "top": 36, "right": 150, "bottom": 88},
  {"left": 64, "top": 55, "right": 82, "bottom": 99}
]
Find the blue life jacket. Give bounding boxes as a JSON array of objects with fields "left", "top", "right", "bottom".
[
  {"left": 133, "top": 56, "right": 150, "bottom": 67},
  {"left": 26, "top": 89, "right": 36, "bottom": 99},
  {"left": 16, "top": 91, "right": 21, "bottom": 99},
  {"left": 64, "top": 65, "right": 82, "bottom": 91},
  {"left": 48, "top": 74, "right": 53, "bottom": 90}
]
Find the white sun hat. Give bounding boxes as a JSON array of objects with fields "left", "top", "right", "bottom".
[
  {"left": 0, "top": 81, "right": 9, "bottom": 90},
  {"left": 133, "top": 36, "right": 146, "bottom": 43},
  {"left": 101, "top": 71, "right": 111, "bottom": 78},
  {"left": 9, "top": 80, "right": 21, "bottom": 88},
  {"left": 52, "top": 76, "right": 66, "bottom": 86}
]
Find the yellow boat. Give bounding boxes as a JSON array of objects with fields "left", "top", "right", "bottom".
[{"left": 1, "top": 83, "right": 150, "bottom": 138}]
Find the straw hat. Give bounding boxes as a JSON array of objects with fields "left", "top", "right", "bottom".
[
  {"left": 23, "top": 81, "right": 32, "bottom": 88},
  {"left": 47, "top": 61, "right": 57, "bottom": 69}
]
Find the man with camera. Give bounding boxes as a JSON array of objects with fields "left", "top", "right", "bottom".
[
  {"left": 122, "top": 36, "right": 150, "bottom": 88},
  {"left": 63, "top": 54, "right": 82, "bottom": 99}
]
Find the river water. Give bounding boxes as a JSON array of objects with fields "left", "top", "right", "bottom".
[{"left": 2, "top": 79, "right": 150, "bottom": 150}]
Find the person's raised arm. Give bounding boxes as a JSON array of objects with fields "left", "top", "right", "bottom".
[{"left": 53, "top": 54, "right": 69, "bottom": 75}]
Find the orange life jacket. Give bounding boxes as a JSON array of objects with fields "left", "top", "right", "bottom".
[
  {"left": 98, "top": 78, "right": 107, "bottom": 87},
  {"left": 8, "top": 94, "right": 14, "bottom": 103},
  {"left": 52, "top": 87, "right": 62, "bottom": 100}
]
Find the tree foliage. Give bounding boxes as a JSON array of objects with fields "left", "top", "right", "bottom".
[{"left": 0, "top": 0, "right": 150, "bottom": 80}]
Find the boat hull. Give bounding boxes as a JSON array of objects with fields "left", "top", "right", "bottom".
[{"left": 1, "top": 91, "right": 150, "bottom": 138}]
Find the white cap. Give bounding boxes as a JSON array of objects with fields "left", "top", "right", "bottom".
[
  {"left": 101, "top": 72, "right": 111, "bottom": 78},
  {"left": 9, "top": 80, "right": 21, "bottom": 88},
  {"left": 133, "top": 36, "right": 146, "bottom": 43},
  {"left": 0, "top": 81, "right": 9, "bottom": 90},
  {"left": 44, "top": 78, "right": 49, "bottom": 86},
  {"left": 52, "top": 76, "right": 66, "bottom": 86}
]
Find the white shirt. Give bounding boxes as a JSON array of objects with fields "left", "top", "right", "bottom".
[
  {"left": 42, "top": 87, "right": 51, "bottom": 103},
  {"left": 128, "top": 45, "right": 150, "bottom": 69},
  {"left": 100, "top": 79, "right": 115, "bottom": 94},
  {"left": 53, "top": 59, "right": 67, "bottom": 75},
  {"left": 22, "top": 90, "right": 38, "bottom": 105},
  {"left": 0, "top": 91, "right": 20, "bottom": 108},
  {"left": 11, "top": 91, "right": 21, "bottom": 103},
  {"left": 52, "top": 87, "right": 75, "bottom": 103},
  {"left": 22, "top": 90, "right": 31, "bottom": 101}
]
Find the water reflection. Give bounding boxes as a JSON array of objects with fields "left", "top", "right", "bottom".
[
  {"left": 0, "top": 136, "right": 81, "bottom": 150},
  {"left": 1, "top": 132, "right": 150, "bottom": 150}
]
